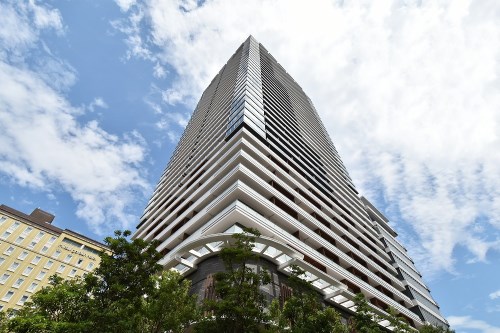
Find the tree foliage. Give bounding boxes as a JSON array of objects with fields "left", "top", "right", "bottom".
[
  {"left": 142, "top": 270, "right": 198, "bottom": 333},
  {"left": 84, "top": 230, "right": 164, "bottom": 333},
  {"left": 196, "top": 228, "right": 271, "bottom": 333},
  {"left": 6, "top": 230, "right": 197, "bottom": 333},
  {"left": 385, "top": 307, "right": 412, "bottom": 333},
  {"left": 268, "top": 265, "right": 346, "bottom": 333},
  {"left": 8, "top": 275, "right": 91, "bottom": 333},
  {"left": 351, "top": 293, "right": 383, "bottom": 333},
  {"left": 419, "top": 324, "right": 455, "bottom": 333},
  {"left": 2, "top": 230, "right": 454, "bottom": 333}
]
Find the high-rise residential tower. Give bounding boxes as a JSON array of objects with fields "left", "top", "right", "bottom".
[{"left": 134, "top": 36, "right": 447, "bottom": 328}]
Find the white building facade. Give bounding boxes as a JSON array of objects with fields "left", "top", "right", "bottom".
[{"left": 133, "top": 36, "right": 447, "bottom": 328}]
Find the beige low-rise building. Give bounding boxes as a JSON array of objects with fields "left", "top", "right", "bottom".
[{"left": 0, "top": 204, "right": 107, "bottom": 311}]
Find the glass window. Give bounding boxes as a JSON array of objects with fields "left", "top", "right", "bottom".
[
  {"left": 41, "top": 246, "right": 49, "bottom": 253},
  {"left": 7, "top": 222, "right": 20, "bottom": 232},
  {"left": 0, "top": 216, "right": 6, "bottom": 224},
  {"left": 57, "top": 265, "right": 66, "bottom": 273},
  {"left": 86, "top": 262, "right": 94, "bottom": 270},
  {"left": 47, "top": 236, "right": 56, "bottom": 244},
  {"left": 8, "top": 262, "right": 19, "bottom": 272},
  {"left": 52, "top": 250, "right": 61, "bottom": 259},
  {"left": 13, "top": 278, "right": 24, "bottom": 288},
  {"left": 18, "top": 251, "right": 29, "bottom": 260},
  {"left": 69, "top": 269, "right": 77, "bottom": 277},
  {"left": 0, "top": 274, "right": 10, "bottom": 284},
  {"left": 0, "top": 257, "right": 4, "bottom": 265},
  {"left": 22, "top": 266, "right": 33, "bottom": 276},
  {"left": 17, "top": 295, "right": 29, "bottom": 305},
  {"left": 2, "top": 291, "right": 14, "bottom": 301},
  {"left": 1, "top": 231, "right": 11, "bottom": 240},
  {"left": 21, "top": 227, "right": 33, "bottom": 236},
  {"left": 64, "top": 254, "right": 73, "bottom": 263},
  {"left": 27, "top": 282, "right": 38, "bottom": 292},
  {"left": 4, "top": 246, "right": 15, "bottom": 255},
  {"left": 34, "top": 231, "right": 45, "bottom": 241},
  {"left": 76, "top": 258, "right": 84, "bottom": 266},
  {"left": 31, "top": 256, "right": 41, "bottom": 264},
  {"left": 44, "top": 260, "right": 54, "bottom": 269},
  {"left": 28, "top": 232, "right": 45, "bottom": 249},
  {"left": 15, "top": 236, "right": 25, "bottom": 244},
  {"left": 36, "top": 271, "right": 46, "bottom": 280}
]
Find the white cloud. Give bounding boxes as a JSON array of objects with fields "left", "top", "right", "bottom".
[
  {"left": 448, "top": 316, "right": 500, "bottom": 333},
  {"left": 111, "top": 5, "right": 152, "bottom": 61},
  {"left": 0, "top": 61, "right": 149, "bottom": 234},
  {"left": 0, "top": 0, "right": 63, "bottom": 62},
  {"left": 490, "top": 290, "right": 500, "bottom": 300},
  {"left": 153, "top": 62, "right": 167, "bottom": 79},
  {"left": 0, "top": 1, "right": 149, "bottom": 235},
  {"left": 117, "top": 0, "right": 500, "bottom": 276},
  {"left": 89, "top": 97, "right": 109, "bottom": 112},
  {"left": 115, "top": 0, "right": 137, "bottom": 12}
]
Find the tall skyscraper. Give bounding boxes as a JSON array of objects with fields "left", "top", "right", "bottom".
[{"left": 134, "top": 36, "right": 447, "bottom": 328}]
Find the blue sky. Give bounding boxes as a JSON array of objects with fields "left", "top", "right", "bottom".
[{"left": 0, "top": 1, "right": 499, "bottom": 331}]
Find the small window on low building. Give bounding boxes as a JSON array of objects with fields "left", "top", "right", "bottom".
[
  {"left": 0, "top": 274, "right": 10, "bottom": 284},
  {"left": 31, "top": 256, "right": 41, "bottom": 264},
  {"left": 2, "top": 291, "right": 14, "bottom": 301},
  {"left": 44, "top": 260, "right": 54, "bottom": 269},
  {"left": 22, "top": 267, "right": 34, "bottom": 276},
  {"left": 4, "top": 246, "right": 15, "bottom": 255},
  {"left": 13, "top": 278, "right": 24, "bottom": 288},
  {"left": 27, "top": 282, "right": 38, "bottom": 292},
  {"left": 36, "top": 271, "right": 46, "bottom": 281},
  {"left": 18, "top": 251, "right": 29, "bottom": 260},
  {"left": 17, "top": 295, "right": 29, "bottom": 305},
  {"left": 8, "top": 262, "right": 19, "bottom": 272}
]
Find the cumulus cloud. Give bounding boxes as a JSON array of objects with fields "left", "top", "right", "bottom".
[
  {"left": 490, "top": 290, "right": 500, "bottom": 300},
  {"left": 153, "top": 62, "right": 167, "bottom": 79},
  {"left": 115, "top": 0, "right": 500, "bottom": 276},
  {"left": 0, "top": 1, "right": 149, "bottom": 234},
  {"left": 448, "top": 316, "right": 500, "bottom": 333},
  {"left": 89, "top": 97, "right": 109, "bottom": 112},
  {"left": 0, "top": 0, "right": 63, "bottom": 66},
  {"left": 115, "top": 0, "right": 137, "bottom": 12}
]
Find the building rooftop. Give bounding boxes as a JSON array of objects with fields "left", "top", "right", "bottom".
[{"left": 0, "top": 204, "right": 107, "bottom": 249}]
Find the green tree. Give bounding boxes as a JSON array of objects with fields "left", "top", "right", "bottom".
[
  {"left": 7, "top": 230, "right": 197, "bottom": 333},
  {"left": 269, "top": 265, "right": 346, "bottom": 333},
  {"left": 196, "top": 228, "right": 271, "bottom": 333},
  {"left": 351, "top": 293, "right": 383, "bottom": 333},
  {"left": 385, "top": 307, "right": 412, "bottom": 333},
  {"left": 419, "top": 324, "right": 455, "bottom": 333},
  {"left": 0, "top": 312, "right": 8, "bottom": 333},
  {"left": 142, "top": 270, "right": 199, "bottom": 333},
  {"left": 85, "top": 230, "right": 163, "bottom": 333},
  {"left": 8, "top": 275, "right": 91, "bottom": 333}
]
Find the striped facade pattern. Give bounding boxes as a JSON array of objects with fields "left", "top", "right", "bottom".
[{"left": 134, "top": 36, "right": 447, "bottom": 328}]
